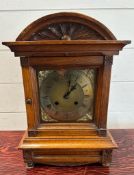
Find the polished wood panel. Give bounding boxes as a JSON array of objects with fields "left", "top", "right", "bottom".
[
  {"left": 21, "top": 65, "right": 39, "bottom": 130},
  {"left": 28, "top": 56, "right": 103, "bottom": 68},
  {"left": 0, "top": 130, "right": 133, "bottom": 175},
  {"left": 2, "top": 40, "right": 130, "bottom": 57}
]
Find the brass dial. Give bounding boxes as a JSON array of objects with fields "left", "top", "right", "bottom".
[{"left": 40, "top": 70, "right": 94, "bottom": 122}]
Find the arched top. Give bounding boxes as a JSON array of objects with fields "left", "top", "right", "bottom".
[{"left": 16, "top": 12, "right": 116, "bottom": 41}]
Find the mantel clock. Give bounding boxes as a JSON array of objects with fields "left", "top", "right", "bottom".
[{"left": 2, "top": 12, "right": 131, "bottom": 167}]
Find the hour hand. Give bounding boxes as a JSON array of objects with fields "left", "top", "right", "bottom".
[
  {"left": 68, "top": 79, "right": 71, "bottom": 91},
  {"left": 63, "top": 83, "right": 77, "bottom": 99}
]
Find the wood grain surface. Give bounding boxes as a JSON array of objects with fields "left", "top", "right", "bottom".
[{"left": 0, "top": 129, "right": 133, "bottom": 175}]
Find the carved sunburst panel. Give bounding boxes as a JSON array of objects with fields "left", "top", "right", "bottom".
[{"left": 29, "top": 22, "right": 104, "bottom": 41}]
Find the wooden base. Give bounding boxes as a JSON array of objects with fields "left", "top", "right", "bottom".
[
  {"left": 23, "top": 149, "right": 113, "bottom": 168},
  {"left": 19, "top": 128, "right": 117, "bottom": 167}
]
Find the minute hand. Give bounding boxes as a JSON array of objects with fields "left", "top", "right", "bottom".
[{"left": 64, "top": 84, "right": 77, "bottom": 99}]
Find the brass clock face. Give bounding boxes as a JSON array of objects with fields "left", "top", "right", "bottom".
[{"left": 38, "top": 69, "right": 96, "bottom": 122}]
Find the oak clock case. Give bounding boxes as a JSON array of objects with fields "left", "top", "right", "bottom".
[{"left": 2, "top": 12, "right": 130, "bottom": 167}]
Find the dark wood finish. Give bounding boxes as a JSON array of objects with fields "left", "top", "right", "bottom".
[
  {"left": 102, "top": 149, "right": 113, "bottom": 167},
  {"left": 16, "top": 12, "right": 116, "bottom": 41},
  {"left": 2, "top": 12, "right": 131, "bottom": 167},
  {"left": 23, "top": 56, "right": 103, "bottom": 68},
  {"left": 28, "top": 22, "right": 104, "bottom": 41},
  {"left": 0, "top": 130, "right": 134, "bottom": 175},
  {"left": 3, "top": 40, "right": 130, "bottom": 57}
]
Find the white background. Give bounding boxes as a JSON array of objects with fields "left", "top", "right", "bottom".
[{"left": 0, "top": 0, "right": 134, "bottom": 130}]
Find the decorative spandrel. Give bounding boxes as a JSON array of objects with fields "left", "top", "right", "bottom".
[
  {"left": 38, "top": 69, "right": 96, "bottom": 122},
  {"left": 30, "top": 22, "right": 104, "bottom": 41}
]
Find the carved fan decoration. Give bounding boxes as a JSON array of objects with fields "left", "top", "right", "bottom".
[{"left": 29, "top": 22, "right": 104, "bottom": 41}]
